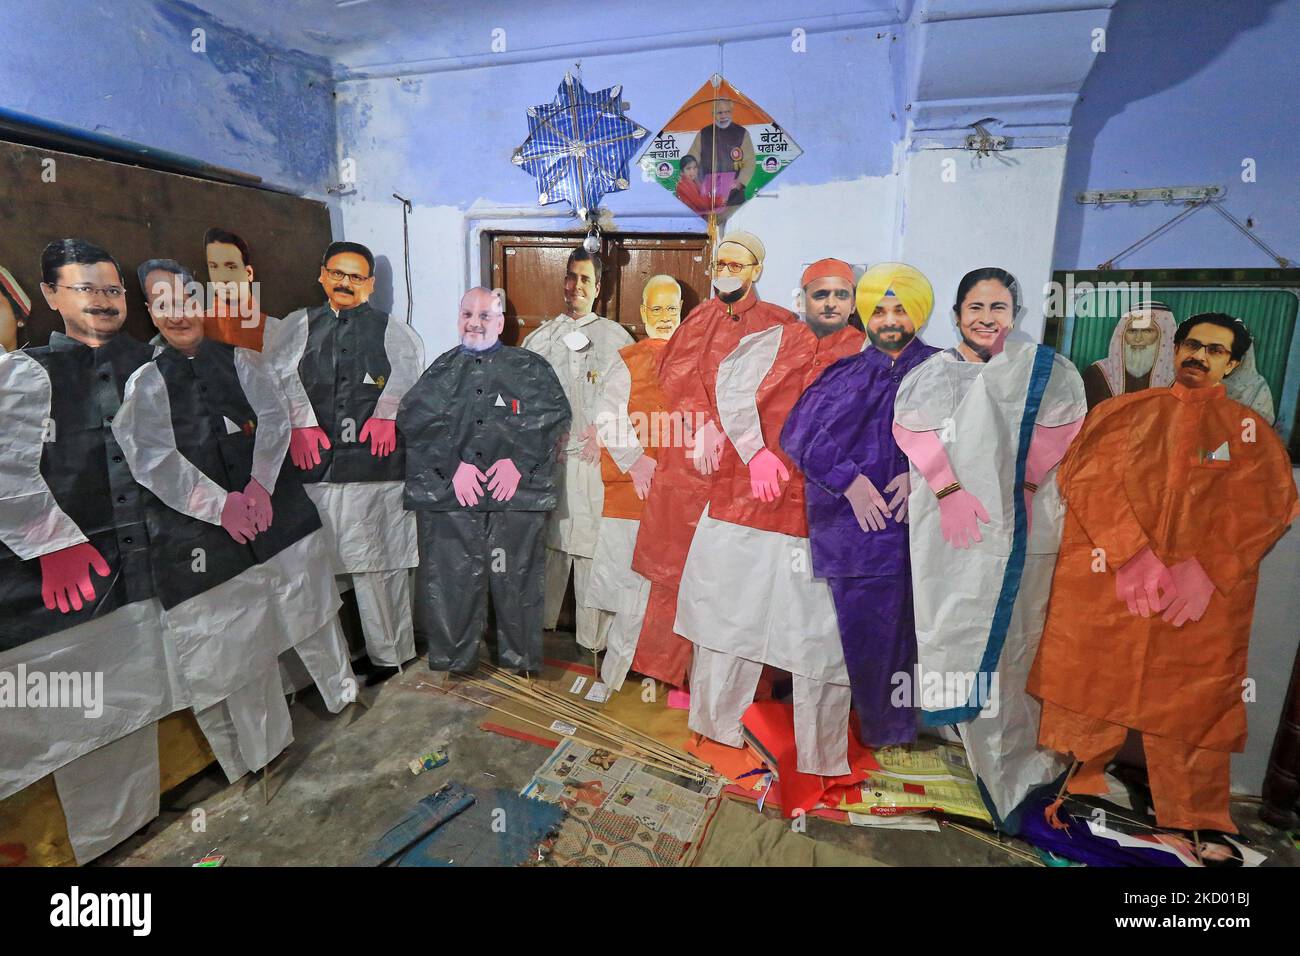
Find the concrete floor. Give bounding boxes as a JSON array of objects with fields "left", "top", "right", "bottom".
[{"left": 97, "top": 628, "right": 1300, "bottom": 868}]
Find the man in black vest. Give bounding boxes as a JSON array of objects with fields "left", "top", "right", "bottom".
[
  {"left": 265, "top": 241, "right": 425, "bottom": 669},
  {"left": 114, "top": 260, "right": 358, "bottom": 783},
  {"left": 399, "top": 287, "right": 570, "bottom": 675},
  {"left": 0, "top": 239, "right": 179, "bottom": 864}
]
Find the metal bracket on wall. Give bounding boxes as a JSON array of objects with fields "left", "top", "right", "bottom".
[{"left": 1077, "top": 185, "right": 1223, "bottom": 204}]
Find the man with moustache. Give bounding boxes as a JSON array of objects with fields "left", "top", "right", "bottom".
[
  {"left": 0, "top": 239, "right": 179, "bottom": 863},
  {"left": 586, "top": 275, "right": 681, "bottom": 692},
  {"left": 1030, "top": 312, "right": 1297, "bottom": 834},
  {"left": 523, "top": 249, "right": 633, "bottom": 657},
  {"left": 399, "top": 287, "right": 570, "bottom": 675},
  {"left": 629, "top": 231, "right": 792, "bottom": 690},
  {"left": 203, "top": 228, "right": 272, "bottom": 352},
  {"left": 892, "top": 267, "right": 1086, "bottom": 826},
  {"left": 673, "top": 258, "right": 864, "bottom": 775},
  {"left": 781, "top": 263, "right": 938, "bottom": 747},
  {"left": 1082, "top": 301, "right": 1177, "bottom": 410},
  {"left": 117, "top": 261, "right": 357, "bottom": 783},
  {"left": 265, "top": 241, "right": 425, "bottom": 669},
  {"left": 800, "top": 258, "right": 862, "bottom": 337}
]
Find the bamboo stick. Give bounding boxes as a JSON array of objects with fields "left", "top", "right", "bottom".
[
  {"left": 463, "top": 680, "right": 705, "bottom": 777},
  {"left": 439, "top": 686, "right": 709, "bottom": 780},
  {"left": 465, "top": 674, "right": 709, "bottom": 773},
  {"left": 481, "top": 665, "right": 713, "bottom": 770}
]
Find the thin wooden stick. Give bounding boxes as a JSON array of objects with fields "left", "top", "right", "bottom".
[
  {"left": 467, "top": 675, "right": 690, "bottom": 759},
  {"left": 470, "top": 665, "right": 711, "bottom": 770},
  {"left": 482, "top": 665, "right": 712, "bottom": 769},
  {"left": 943, "top": 821, "right": 1045, "bottom": 866},
  {"left": 439, "top": 686, "right": 709, "bottom": 780},
  {"left": 464, "top": 680, "right": 704, "bottom": 775},
  {"left": 465, "top": 675, "right": 708, "bottom": 772}
]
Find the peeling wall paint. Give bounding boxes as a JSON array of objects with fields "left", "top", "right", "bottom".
[{"left": 0, "top": 0, "right": 337, "bottom": 193}]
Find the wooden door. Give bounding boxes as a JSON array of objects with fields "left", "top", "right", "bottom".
[{"left": 488, "top": 231, "right": 710, "bottom": 345}]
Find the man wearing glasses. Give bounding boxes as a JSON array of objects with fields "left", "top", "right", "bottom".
[
  {"left": 629, "top": 231, "right": 795, "bottom": 691},
  {"left": 0, "top": 238, "right": 179, "bottom": 863},
  {"left": 1030, "top": 312, "right": 1298, "bottom": 834},
  {"left": 265, "top": 241, "right": 425, "bottom": 671}
]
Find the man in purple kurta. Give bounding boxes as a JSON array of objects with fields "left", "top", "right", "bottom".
[{"left": 780, "top": 262, "right": 937, "bottom": 746}]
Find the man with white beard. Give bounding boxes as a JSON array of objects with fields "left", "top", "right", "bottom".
[{"left": 1082, "top": 301, "right": 1176, "bottom": 410}]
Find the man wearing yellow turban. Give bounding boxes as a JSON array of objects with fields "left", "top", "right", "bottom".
[{"left": 781, "top": 262, "right": 939, "bottom": 747}]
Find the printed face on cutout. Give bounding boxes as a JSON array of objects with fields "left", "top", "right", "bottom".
[
  {"left": 563, "top": 258, "right": 600, "bottom": 317},
  {"left": 956, "top": 279, "right": 1014, "bottom": 359},
  {"left": 866, "top": 293, "right": 917, "bottom": 354},
  {"left": 319, "top": 252, "right": 375, "bottom": 311},
  {"left": 1175, "top": 322, "right": 1240, "bottom": 388},
  {"left": 804, "top": 277, "right": 854, "bottom": 336},
  {"left": 40, "top": 261, "right": 127, "bottom": 346},
  {"left": 712, "top": 240, "right": 761, "bottom": 296},
  {"left": 206, "top": 241, "right": 253, "bottom": 307},
  {"left": 0, "top": 292, "right": 16, "bottom": 352},
  {"left": 147, "top": 270, "right": 204, "bottom": 354},
  {"left": 640, "top": 282, "right": 682, "bottom": 340},
  {"left": 458, "top": 288, "right": 505, "bottom": 351}
]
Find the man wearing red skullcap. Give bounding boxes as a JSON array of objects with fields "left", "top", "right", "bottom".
[
  {"left": 800, "top": 258, "right": 860, "bottom": 338},
  {"left": 672, "top": 252, "right": 864, "bottom": 775}
]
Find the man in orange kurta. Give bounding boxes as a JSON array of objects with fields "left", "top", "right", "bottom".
[
  {"left": 629, "top": 232, "right": 794, "bottom": 687},
  {"left": 586, "top": 275, "right": 680, "bottom": 691},
  {"left": 1029, "top": 312, "right": 1297, "bottom": 832}
]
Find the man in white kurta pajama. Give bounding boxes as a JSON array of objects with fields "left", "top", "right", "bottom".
[
  {"left": 523, "top": 248, "right": 633, "bottom": 653},
  {"left": 265, "top": 242, "right": 425, "bottom": 668},
  {"left": 674, "top": 271, "right": 864, "bottom": 776},
  {"left": 115, "top": 279, "right": 357, "bottom": 783},
  {"left": 892, "top": 268, "right": 1086, "bottom": 824}
]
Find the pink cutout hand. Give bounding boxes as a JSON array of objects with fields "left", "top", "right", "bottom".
[
  {"left": 452, "top": 461, "right": 487, "bottom": 507},
  {"left": 845, "top": 473, "right": 890, "bottom": 532},
  {"left": 1161, "top": 558, "right": 1214, "bottom": 627},
  {"left": 486, "top": 458, "right": 522, "bottom": 502},
  {"left": 221, "top": 491, "right": 258, "bottom": 544},
  {"left": 39, "top": 542, "right": 111, "bottom": 614},
  {"left": 359, "top": 417, "right": 397, "bottom": 457},
  {"left": 883, "top": 472, "right": 910, "bottom": 524},
  {"left": 1115, "top": 546, "right": 1176, "bottom": 618},
  {"left": 244, "top": 478, "right": 273, "bottom": 532},
  {"left": 690, "top": 419, "right": 724, "bottom": 475},
  {"left": 748, "top": 448, "right": 790, "bottom": 502},
  {"left": 938, "top": 489, "right": 991, "bottom": 549},
  {"left": 289, "top": 426, "right": 331, "bottom": 470},
  {"left": 629, "top": 454, "right": 657, "bottom": 499}
]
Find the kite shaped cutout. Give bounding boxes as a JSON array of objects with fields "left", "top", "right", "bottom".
[
  {"left": 512, "top": 73, "right": 648, "bottom": 220},
  {"left": 639, "top": 74, "right": 802, "bottom": 221}
]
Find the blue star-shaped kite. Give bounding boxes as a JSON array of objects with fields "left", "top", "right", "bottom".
[{"left": 512, "top": 74, "right": 648, "bottom": 219}]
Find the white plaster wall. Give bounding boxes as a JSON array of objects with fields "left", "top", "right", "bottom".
[{"left": 899, "top": 145, "right": 1069, "bottom": 348}]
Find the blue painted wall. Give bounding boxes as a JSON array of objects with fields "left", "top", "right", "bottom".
[
  {"left": 0, "top": 0, "right": 336, "bottom": 193},
  {"left": 335, "top": 24, "right": 900, "bottom": 212},
  {"left": 1055, "top": 0, "right": 1296, "bottom": 270}
]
